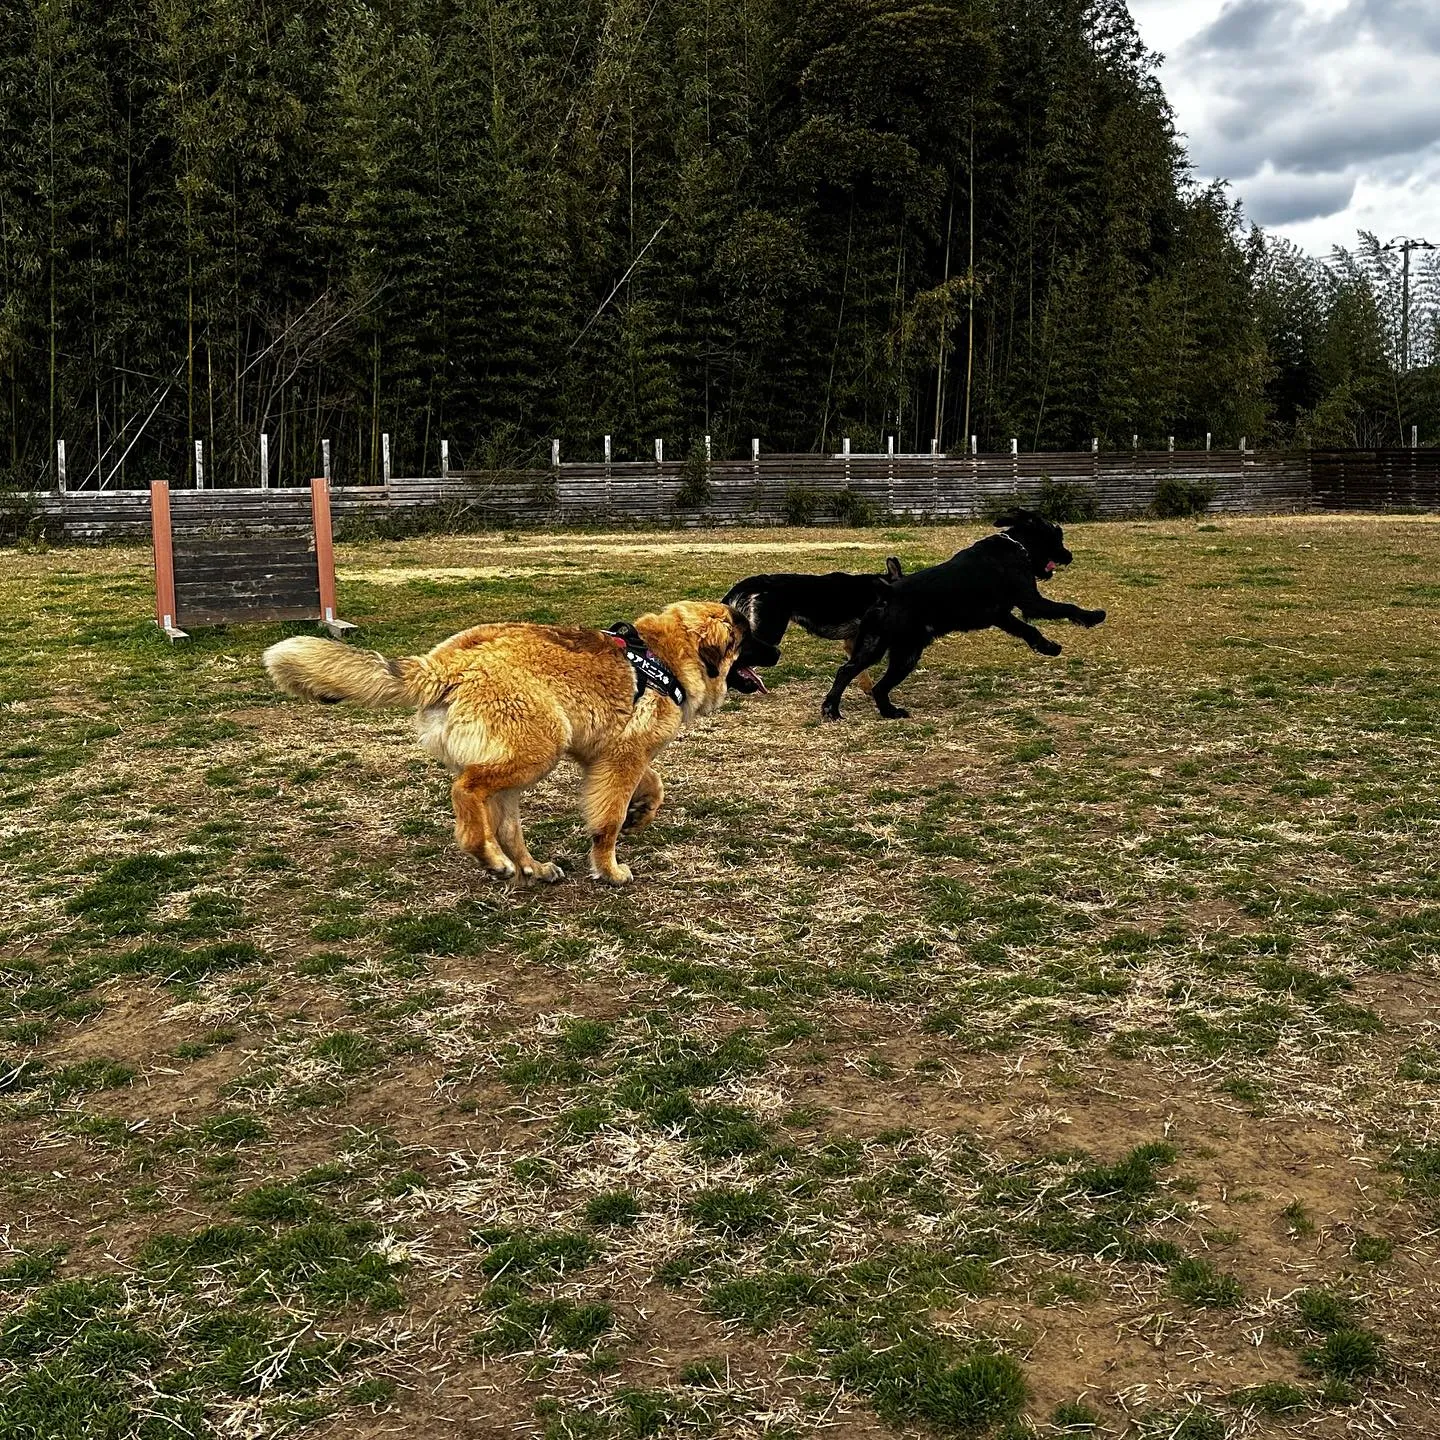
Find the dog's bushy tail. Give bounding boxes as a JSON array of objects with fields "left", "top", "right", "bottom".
[{"left": 263, "top": 636, "right": 441, "bottom": 709}]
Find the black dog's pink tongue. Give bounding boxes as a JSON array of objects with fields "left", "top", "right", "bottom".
[
  {"left": 1045, "top": 560, "right": 1056, "bottom": 574},
  {"left": 737, "top": 667, "right": 768, "bottom": 693}
]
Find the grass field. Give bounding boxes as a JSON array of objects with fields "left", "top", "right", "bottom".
[{"left": 3, "top": 515, "right": 1440, "bottom": 1440}]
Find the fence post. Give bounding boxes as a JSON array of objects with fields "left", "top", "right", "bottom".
[
  {"left": 1412, "top": 425, "right": 1419, "bottom": 449},
  {"left": 1009, "top": 438, "right": 1018, "bottom": 455},
  {"left": 380, "top": 434, "right": 389, "bottom": 484},
  {"left": 654, "top": 438, "right": 664, "bottom": 464},
  {"left": 551, "top": 438, "right": 560, "bottom": 469},
  {"left": 260, "top": 433, "right": 269, "bottom": 489},
  {"left": 441, "top": 440, "right": 449, "bottom": 481},
  {"left": 705, "top": 434, "right": 712, "bottom": 462},
  {"left": 310, "top": 476, "right": 355, "bottom": 637},
  {"left": 751, "top": 437, "right": 760, "bottom": 514},
  {"left": 603, "top": 435, "right": 612, "bottom": 512},
  {"left": 150, "top": 481, "right": 185, "bottom": 640},
  {"left": 1091, "top": 437, "right": 1098, "bottom": 452},
  {"left": 322, "top": 438, "right": 332, "bottom": 485},
  {"left": 1132, "top": 434, "right": 1138, "bottom": 450},
  {"left": 887, "top": 434, "right": 895, "bottom": 512},
  {"left": 56, "top": 439, "right": 66, "bottom": 495},
  {"left": 194, "top": 439, "right": 205, "bottom": 490},
  {"left": 970, "top": 435, "right": 977, "bottom": 456},
  {"left": 1167, "top": 435, "right": 1175, "bottom": 452},
  {"left": 1205, "top": 432, "right": 1212, "bottom": 451},
  {"left": 1239, "top": 437, "right": 1246, "bottom": 453}
]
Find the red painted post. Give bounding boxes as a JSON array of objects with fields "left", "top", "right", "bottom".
[
  {"left": 150, "top": 481, "right": 183, "bottom": 638},
  {"left": 310, "top": 476, "right": 338, "bottom": 626}
]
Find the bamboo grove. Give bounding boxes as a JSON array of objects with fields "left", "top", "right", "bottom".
[{"left": 3, "top": 0, "right": 1440, "bottom": 488}]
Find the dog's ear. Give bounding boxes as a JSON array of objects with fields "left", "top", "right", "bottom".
[
  {"left": 884, "top": 556, "right": 903, "bottom": 581},
  {"left": 698, "top": 612, "right": 736, "bottom": 679},
  {"left": 991, "top": 506, "right": 1034, "bottom": 529}
]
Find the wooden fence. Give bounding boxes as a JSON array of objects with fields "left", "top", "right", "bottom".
[
  {"left": 1310, "top": 449, "right": 1440, "bottom": 510},
  {"left": 13, "top": 446, "right": 1434, "bottom": 545}
]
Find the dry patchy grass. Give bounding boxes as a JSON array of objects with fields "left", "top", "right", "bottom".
[{"left": 2, "top": 516, "right": 1440, "bottom": 1439}]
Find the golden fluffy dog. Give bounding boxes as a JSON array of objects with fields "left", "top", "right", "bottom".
[{"left": 263, "top": 601, "right": 757, "bottom": 885}]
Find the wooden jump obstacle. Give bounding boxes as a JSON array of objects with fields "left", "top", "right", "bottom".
[{"left": 150, "top": 477, "right": 355, "bottom": 642}]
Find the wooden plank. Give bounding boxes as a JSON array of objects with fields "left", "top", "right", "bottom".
[
  {"left": 176, "top": 578, "right": 321, "bottom": 604},
  {"left": 175, "top": 602, "right": 324, "bottom": 627},
  {"left": 173, "top": 566, "right": 321, "bottom": 591},
  {"left": 173, "top": 538, "right": 315, "bottom": 564},
  {"left": 172, "top": 556, "right": 317, "bottom": 579}
]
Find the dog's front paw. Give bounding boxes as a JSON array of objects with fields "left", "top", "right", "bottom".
[
  {"left": 876, "top": 702, "right": 909, "bottom": 720},
  {"left": 1038, "top": 638, "right": 1063, "bottom": 656},
  {"left": 1084, "top": 608, "right": 1106, "bottom": 627},
  {"left": 482, "top": 856, "right": 518, "bottom": 881},
  {"left": 820, "top": 700, "right": 843, "bottom": 722},
  {"left": 590, "top": 861, "right": 634, "bottom": 886},
  {"left": 525, "top": 861, "right": 565, "bottom": 884}
]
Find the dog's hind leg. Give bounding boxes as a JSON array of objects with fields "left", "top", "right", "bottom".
[
  {"left": 452, "top": 738, "right": 561, "bottom": 880},
  {"left": 622, "top": 765, "right": 664, "bottom": 834},
  {"left": 821, "top": 623, "right": 888, "bottom": 721},
  {"left": 491, "top": 790, "right": 564, "bottom": 884},
  {"left": 582, "top": 752, "right": 652, "bottom": 884},
  {"left": 452, "top": 768, "right": 523, "bottom": 878},
  {"left": 842, "top": 637, "right": 877, "bottom": 694},
  {"left": 870, "top": 642, "right": 925, "bottom": 719}
]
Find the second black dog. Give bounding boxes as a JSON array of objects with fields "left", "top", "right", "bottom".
[
  {"left": 819, "top": 508, "right": 1105, "bottom": 721},
  {"left": 723, "top": 556, "right": 904, "bottom": 691}
]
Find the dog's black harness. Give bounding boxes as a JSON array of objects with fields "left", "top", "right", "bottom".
[{"left": 604, "top": 622, "right": 686, "bottom": 707}]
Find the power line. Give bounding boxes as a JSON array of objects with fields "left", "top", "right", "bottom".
[{"left": 1379, "top": 236, "right": 1435, "bottom": 371}]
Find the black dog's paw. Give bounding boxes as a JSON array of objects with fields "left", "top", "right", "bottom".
[
  {"left": 876, "top": 703, "right": 909, "bottom": 720},
  {"left": 1083, "top": 608, "right": 1106, "bottom": 627},
  {"left": 1038, "top": 638, "right": 1063, "bottom": 656},
  {"left": 820, "top": 699, "right": 843, "bottom": 722}
]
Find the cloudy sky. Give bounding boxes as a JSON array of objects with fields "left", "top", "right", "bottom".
[{"left": 1128, "top": 0, "right": 1440, "bottom": 256}]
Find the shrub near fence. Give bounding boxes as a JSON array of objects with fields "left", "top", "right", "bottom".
[{"left": 21, "top": 445, "right": 1440, "bottom": 544}]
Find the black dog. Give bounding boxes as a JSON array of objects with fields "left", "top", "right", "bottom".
[
  {"left": 724, "top": 556, "right": 904, "bottom": 692},
  {"left": 819, "top": 508, "right": 1105, "bottom": 721}
]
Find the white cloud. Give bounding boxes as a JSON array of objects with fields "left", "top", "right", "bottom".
[{"left": 1127, "top": 0, "right": 1440, "bottom": 254}]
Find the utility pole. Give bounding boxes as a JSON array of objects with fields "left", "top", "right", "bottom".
[{"left": 1380, "top": 236, "right": 1435, "bottom": 371}]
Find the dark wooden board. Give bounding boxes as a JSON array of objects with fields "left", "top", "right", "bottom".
[{"left": 174, "top": 602, "right": 324, "bottom": 627}]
